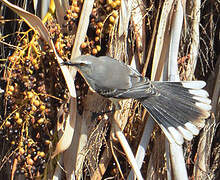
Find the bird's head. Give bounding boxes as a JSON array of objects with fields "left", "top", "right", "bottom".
[
  {"left": 61, "top": 55, "right": 98, "bottom": 84},
  {"left": 62, "top": 55, "right": 95, "bottom": 73}
]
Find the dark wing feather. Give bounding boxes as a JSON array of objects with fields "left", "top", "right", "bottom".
[{"left": 94, "top": 61, "right": 157, "bottom": 99}]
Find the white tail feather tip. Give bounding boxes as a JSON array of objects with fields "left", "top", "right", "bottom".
[
  {"left": 177, "top": 126, "right": 193, "bottom": 141},
  {"left": 193, "top": 96, "right": 211, "bottom": 104},
  {"left": 189, "top": 89, "right": 209, "bottom": 97},
  {"left": 184, "top": 122, "right": 200, "bottom": 135},
  {"left": 182, "top": 81, "right": 206, "bottom": 89},
  {"left": 195, "top": 102, "right": 212, "bottom": 111},
  {"left": 168, "top": 127, "right": 184, "bottom": 145}
]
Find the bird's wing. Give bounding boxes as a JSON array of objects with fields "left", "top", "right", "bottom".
[
  {"left": 88, "top": 56, "right": 158, "bottom": 99},
  {"left": 114, "top": 79, "right": 157, "bottom": 99},
  {"left": 109, "top": 65, "right": 158, "bottom": 99}
]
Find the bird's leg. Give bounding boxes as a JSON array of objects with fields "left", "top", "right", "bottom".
[{"left": 109, "top": 98, "right": 122, "bottom": 111}]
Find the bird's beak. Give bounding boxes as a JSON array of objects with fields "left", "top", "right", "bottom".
[
  {"left": 61, "top": 61, "right": 76, "bottom": 66},
  {"left": 61, "top": 55, "right": 91, "bottom": 66},
  {"left": 61, "top": 60, "right": 91, "bottom": 66}
]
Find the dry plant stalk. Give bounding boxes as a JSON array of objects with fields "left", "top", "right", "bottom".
[
  {"left": 187, "top": 0, "right": 200, "bottom": 80},
  {"left": 193, "top": 58, "right": 220, "bottom": 179},
  {"left": 63, "top": 0, "right": 95, "bottom": 179}
]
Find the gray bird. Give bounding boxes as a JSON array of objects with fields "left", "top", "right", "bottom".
[{"left": 63, "top": 55, "right": 211, "bottom": 144}]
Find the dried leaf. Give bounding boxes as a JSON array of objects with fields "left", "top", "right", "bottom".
[
  {"left": 52, "top": 98, "right": 77, "bottom": 158},
  {"left": 70, "top": 0, "right": 95, "bottom": 59},
  {"left": 119, "top": 0, "right": 132, "bottom": 37},
  {"left": 151, "top": 0, "right": 175, "bottom": 80},
  {"left": 54, "top": 0, "right": 69, "bottom": 25},
  {"left": 131, "top": 0, "right": 146, "bottom": 67}
]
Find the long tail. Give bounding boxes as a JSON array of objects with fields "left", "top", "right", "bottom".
[{"left": 141, "top": 81, "right": 211, "bottom": 145}]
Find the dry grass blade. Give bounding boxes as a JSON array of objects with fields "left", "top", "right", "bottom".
[
  {"left": 168, "top": 1, "right": 182, "bottom": 82},
  {"left": 113, "top": 121, "right": 143, "bottom": 180},
  {"left": 193, "top": 59, "right": 220, "bottom": 179},
  {"left": 127, "top": 116, "right": 155, "bottom": 180},
  {"left": 32, "top": 0, "right": 39, "bottom": 15},
  {"left": 71, "top": 0, "right": 95, "bottom": 59},
  {"left": 170, "top": 144, "right": 188, "bottom": 180},
  {"left": 151, "top": 0, "right": 174, "bottom": 80},
  {"left": 146, "top": 133, "right": 166, "bottom": 180},
  {"left": 111, "top": 99, "right": 139, "bottom": 178},
  {"left": 131, "top": 0, "right": 146, "bottom": 71},
  {"left": 193, "top": 114, "right": 216, "bottom": 179},
  {"left": 165, "top": 139, "right": 172, "bottom": 180},
  {"left": 187, "top": 0, "right": 200, "bottom": 80},
  {"left": 91, "top": 148, "right": 112, "bottom": 179},
  {"left": 52, "top": 99, "right": 77, "bottom": 158},
  {"left": 119, "top": 0, "right": 132, "bottom": 37},
  {"left": 54, "top": 0, "right": 69, "bottom": 25},
  {"left": 142, "top": 2, "right": 161, "bottom": 76},
  {"left": 210, "top": 62, "right": 220, "bottom": 115}
]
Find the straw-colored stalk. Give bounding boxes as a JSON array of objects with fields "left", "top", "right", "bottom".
[
  {"left": 167, "top": 1, "right": 188, "bottom": 179},
  {"left": 193, "top": 58, "right": 220, "bottom": 179},
  {"left": 63, "top": 0, "right": 95, "bottom": 179},
  {"left": 187, "top": 0, "right": 200, "bottom": 80}
]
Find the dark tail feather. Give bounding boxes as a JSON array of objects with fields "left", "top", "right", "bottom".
[{"left": 141, "top": 81, "right": 211, "bottom": 144}]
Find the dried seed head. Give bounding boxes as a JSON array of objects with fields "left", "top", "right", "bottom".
[
  {"left": 16, "top": 118, "right": 23, "bottom": 125},
  {"left": 96, "top": 45, "right": 101, "bottom": 52},
  {"left": 27, "top": 158, "right": 34, "bottom": 165},
  {"left": 109, "top": 16, "right": 115, "bottom": 24},
  {"left": 80, "top": 42, "right": 87, "bottom": 49},
  {"left": 92, "top": 48, "right": 98, "bottom": 55}
]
